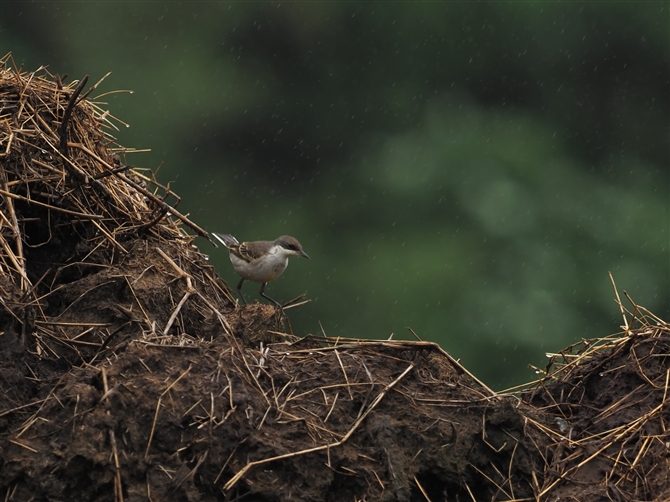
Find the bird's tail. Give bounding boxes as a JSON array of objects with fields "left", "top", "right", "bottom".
[{"left": 212, "top": 233, "right": 239, "bottom": 249}]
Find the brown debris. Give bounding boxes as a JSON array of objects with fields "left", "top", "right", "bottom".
[{"left": 1, "top": 55, "right": 669, "bottom": 501}]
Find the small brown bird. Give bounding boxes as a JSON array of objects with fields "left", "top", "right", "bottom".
[{"left": 212, "top": 233, "right": 310, "bottom": 306}]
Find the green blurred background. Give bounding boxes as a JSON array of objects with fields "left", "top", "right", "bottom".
[{"left": 2, "top": 2, "right": 668, "bottom": 390}]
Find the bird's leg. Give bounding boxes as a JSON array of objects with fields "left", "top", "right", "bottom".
[
  {"left": 236, "top": 278, "right": 247, "bottom": 305},
  {"left": 259, "top": 282, "right": 282, "bottom": 309}
]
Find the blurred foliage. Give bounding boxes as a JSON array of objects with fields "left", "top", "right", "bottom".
[{"left": 2, "top": 2, "right": 667, "bottom": 389}]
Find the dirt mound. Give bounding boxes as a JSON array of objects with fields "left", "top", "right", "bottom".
[
  {"left": 1, "top": 56, "right": 669, "bottom": 501},
  {"left": 524, "top": 312, "right": 670, "bottom": 502}
]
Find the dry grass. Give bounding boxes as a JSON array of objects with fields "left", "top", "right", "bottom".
[{"left": 0, "top": 53, "right": 233, "bottom": 357}]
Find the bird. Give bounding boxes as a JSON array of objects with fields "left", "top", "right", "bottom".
[{"left": 212, "top": 233, "right": 310, "bottom": 306}]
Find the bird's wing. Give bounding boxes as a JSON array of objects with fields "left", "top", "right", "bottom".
[{"left": 237, "top": 241, "right": 272, "bottom": 262}]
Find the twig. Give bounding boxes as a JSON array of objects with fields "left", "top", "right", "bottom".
[
  {"left": 334, "top": 349, "right": 354, "bottom": 400},
  {"left": 414, "top": 476, "right": 432, "bottom": 502},
  {"left": 464, "top": 482, "right": 477, "bottom": 502},
  {"left": 59, "top": 75, "right": 88, "bottom": 158},
  {"left": 323, "top": 392, "right": 339, "bottom": 423},
  {"left": 608, "top": 271, "right": 630, "bottom": 333},
  {"left": 156, "top": 247, "right": 195, "bottom": 335},
  {"left": 145, "top": 365, "right": 192, "bottom": 459},
  {"left": 0, "top": 173, "right": 29, "bottom": 290},
  {"left": 77, "top": 71, "right": 112, "bottom": 103},
  {"left": 8, "top": 439, "right": 38, "bottom": 453},
  {"left": 170, "top": 450, "right": 208, "bottom": 491},
  {"left": 622, "top": 290, "right": 641, "bottom": 329},
  {"left": 0, "top": 398, "right": 48, "bottom": 418},
  {"left": 92, "top": 164, "right": 134, "bottom": 180},
  {"left": 102, "top": 368, "right": 125, "bottom": 502},
  {"left": 407, "top": 327, "right": 423, "bottom": 341},
  {"left": 214, "top": 444, "right": 241, "bottom": 484},
  {"left": 0, "top": 188, "right": 104, "bottom": 219}
]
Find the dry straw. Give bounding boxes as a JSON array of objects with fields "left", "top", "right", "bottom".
[{"left": 0, "top": 53, "right": 233, "bottom": 353}]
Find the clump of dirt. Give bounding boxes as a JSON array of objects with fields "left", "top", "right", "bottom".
[{"left": 1, "top": 55, "right": 669, "bottom": 502}]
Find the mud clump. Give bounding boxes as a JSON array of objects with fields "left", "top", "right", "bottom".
[{"left": 1, "top": 56, "right": 669, "bottom": 501}]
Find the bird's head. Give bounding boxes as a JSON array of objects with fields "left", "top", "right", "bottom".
[{"left": 275, "top": 235, "right": 310, "bottom": 259}]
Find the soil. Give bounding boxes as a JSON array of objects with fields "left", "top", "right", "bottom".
[{"left": 1, "top": 57, "right": 669, "bottom": 502}]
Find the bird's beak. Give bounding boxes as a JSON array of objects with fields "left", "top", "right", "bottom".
[{"left": 300, "top": 249, "right": 310, "bottom": 259}]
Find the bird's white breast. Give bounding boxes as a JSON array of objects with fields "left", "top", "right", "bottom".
[{"left": 229, "top": 245, "right": 290, "bottom": 283}]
